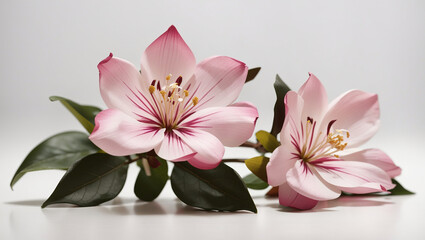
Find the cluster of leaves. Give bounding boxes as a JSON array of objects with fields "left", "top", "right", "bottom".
[
  {"left": 242, "top": 75, "right": 414, "bottom": 197},
  {"left": 10, "top": 68, "right": 263, "bottom": 212}
]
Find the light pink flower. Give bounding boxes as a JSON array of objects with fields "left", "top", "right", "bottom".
[
  {"left": 266, "top": 73, "right": 400, "bottom": 210},
  {"left": 89, "top": 26, "right": 258, "bottom": 169}
]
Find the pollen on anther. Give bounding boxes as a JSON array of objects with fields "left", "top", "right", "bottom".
[
  {"left": 149, "top": 85, "right": 156, "bottom": 94},
  {"left": 184, "top": 90, "right": 189, "bottom": 97},
  {"left": 166, "top": 74, "right": 172, "bottom": 81},
  {"left": 192, "top": 97, "right": 199, "bottom": 106},
  {"left": 346, "top": 132, "right": 350, "bottom": 138}
]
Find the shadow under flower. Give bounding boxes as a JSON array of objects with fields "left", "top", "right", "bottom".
[{"left": 264, "top": 195, "right": 396, "bottom": 213}]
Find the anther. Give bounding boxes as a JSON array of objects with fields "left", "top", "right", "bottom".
[
  {"left": 327, "top": 120, "right": 337, "bottom": 135},
  {"left": 166, "top": 74, "right": 172, "bottom": 81},
  {"left": 184, "top": 90, "right": 189, "bottom": 97},
  {"left": 149, "top": 85, "right": 156, "bottom": 94},
  {"left": 175, "top": 76, "right": 183, "bottom": 86},
  {"left": 157, "top": 81, "right": 161, "bottom": 90},
  {"left": 307, "top": 117, "right": 314, "bottom": 123},
  {"left": 192, "top": 97, "right": 199, "bottom": 106},
  {"left": 151, "top": 80, "right": 156, "bottom": 86}
]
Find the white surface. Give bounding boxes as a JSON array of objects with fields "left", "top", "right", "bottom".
[{"left": 1, "top": 0, "right": 425, "bottom": 239}]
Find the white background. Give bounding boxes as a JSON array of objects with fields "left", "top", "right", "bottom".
[{"left": 1, "top": 0, "right": 424, "bottom": 239}]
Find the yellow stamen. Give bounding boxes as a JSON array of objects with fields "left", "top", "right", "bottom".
[
  {"left": 166, "top": 74, "right": 172, "bottom": 81},
  {"left": 184, "top": 90, "right": 189, "bottom": 97},
  {"left": 346, "top": 132, "right": 350, "bottom": 138},
  {"left": 149, "top": 85, "right": 156, "bottom": 94},
  {"left": 192, "top": 97, "right": 199, "bottom": 106}
]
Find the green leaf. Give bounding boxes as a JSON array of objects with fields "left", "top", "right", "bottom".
[
  {"left": 10, "top": 131, "right": 99, "bottom": 189},
  {"left": 243, "top": 173, "right": 269, "bottom": 190},
  {"left": 42, "top": 153, "right": 128, "bottom": 208},
  {"left": 245, "top": 67, "right": 261, "bottom": 83},
  {"left": 256, "top": 130, "right": 280, "bottom": 152},
  {"left": 270, "top": 74, "right": 291, "bottom": 137},
  {"left": 389, "top": 179, "right": 415, "bottom": 195},
  {"left": 245, "top": 156, "right": 269, "bottom": 182},
  {"left": 134, "top": 157, "right": 169, "bottom": 201},
  {"left": 50, "top": 96, "right": 102, "bottom": 133},
  {"left": 170, "top": 162, "right": 257, "bottom": 213}
]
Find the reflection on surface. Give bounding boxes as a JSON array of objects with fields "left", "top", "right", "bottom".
[{"left": 3, "top": 194, "right": 420, "bottom": 240}]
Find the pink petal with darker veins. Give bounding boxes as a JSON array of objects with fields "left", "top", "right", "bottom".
[
  {"left": 181, "top": 56, "right": 248, "bottom": 111},
  {"left": 89, "top": 109, "right": 164, "bottom": 156},
  {"left": 179, "top": 102, "right": 258, "bottom": 147},
  {"left": 141, "top": 25, "right": 196, "bottom": 86},
  {"left": 321, "top": 90, "right": 380, "bottom": 148},
  {"left": 174, "top": 128, "right": 225, "bottom": 170},
  {"left": 341, "top": 148, "right": 401, "bottom": 178},
  {"left": 313, "top": 159, "right": 395, "bottom": 194}
]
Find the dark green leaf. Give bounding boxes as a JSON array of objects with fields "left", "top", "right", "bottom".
[
  {"left": 171, "top": 162, "right": 257, "bottom": 213},
  {"left": 243, "top": 173, "right": 269, "bottom": 190},
  {"left": 10, "top": 131, "right": 99, "bottom": 189},
  {"left": 245, "top": 156, "right": 269, "bottom": 182},
  {"left": 134, "top": 157, "right": 169, "bottom": 201},
  {"left": 256, "top": 130, "right": 280, "bottom": 152},
  {"left": 389, "top": 179, "right": 415, "bottom": 195},
  {"left": 42, "top": 153, "right": 128, "bottom": 208},
  {"left": 270, "top": 75, "right": 291, "bottom": 137},
  {"left": 50, "top": 96, "right": 102, "bottom": 133},
  {"left": 245, "top": 67, "right": 261, "bottom": 83}
]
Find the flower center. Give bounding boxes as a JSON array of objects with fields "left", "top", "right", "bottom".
[
  {"left": 147, "top": 74, "right": 199, "bottom": 129},
  {"left": 298, "top": 117, "right": 350, "bottom": 162}
]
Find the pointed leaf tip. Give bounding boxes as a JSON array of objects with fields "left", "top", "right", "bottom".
[
  {"left": 50, "top": 96, "right": 102, "bottom": 133},
  {"left": 245, "top": 67, "right": 261, "bottom": 83},
  {"left": 270, "top": 75, "right": 291, "bottom": 137},
  {"left": 389, "top": 179, "right": 415, "bottom": 195},
  {"left": 10, "top": 131, "right": 99, "bottom": 188}
]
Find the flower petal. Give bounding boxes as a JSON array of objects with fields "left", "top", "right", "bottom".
[
  {"left": 174, "top": 128, "right": 225, "bottom": 170},
  {"left": 298, "top": 73, "right": 328, "bottom": 121},
  {"left": 286, "top": 160, "right": 341, "bottom": 201},
  {"left": 278, "top": 182, "right": 319, "bottom": 210},
  {"left": 267, "top": 145, "right": 298, "bottom": 186},
  {"left": 280, "top": 91, "right": 304, "bottom": 150},
  {"left": 89, "top": 109, "right": 164, "bottom": 156},
  {"left": 98, "top": 54, "right": 160, "bottom": 124},
  {"left": 321, "top": 90, "right": 380, "bottom": 148},
  {"left": 141, "top": 25, "right": 196, "bottom": 86},
  {"left": 182, "top": 56, "right": 248, "bottom": 111},
  {"left": 179, "top": 102, "right": 258, "bottom": 147},
  {"left": 154, "top": 131, "right": 196, "bottom": 162},
  {"left": 341, "top": 148, "right": 401, "bottom": 178},
  {"left": 313, "top": 160, "right": 395, "bottom": 194}
]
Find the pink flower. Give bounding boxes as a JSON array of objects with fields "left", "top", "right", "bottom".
[
  {"left": 89, "top": 26, "right": 258, "bottom": 169},
  {"left": 266, "top": 73, "right": 400, "bottom": 210}
]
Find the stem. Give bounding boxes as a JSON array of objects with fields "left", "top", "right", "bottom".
[
  {"left": 125, "top": 154, "right": 144, "bottom": 164},
  {"left": 240, "top": 141, "right": 267, "bottom": 154},
  {"left": 222, "top": 158, "right": 245, "bottom": 163}
]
